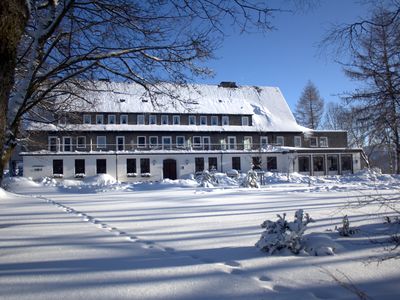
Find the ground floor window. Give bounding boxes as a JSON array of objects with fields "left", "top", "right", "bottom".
[
  {"left": 127, "top": 158, "right": 136, "bottom": 174},
  {"left": 53, "top": 159, "right": 63, "bottom": 175},
  {"left": 313, "top": 156, "right": 325, "bottom": 172},
  {"left": 267, "top": 157, "right": 277, "bottom": 170},
  {"left": 232, "top": 157, "right": 241, "bottom": 171},
  {"left": 327, "top": 155, "right": 339, "bottom": 171},
  {"left": 252, "top": 156, "right": 262, "bottom": 170},
  {"left": 208, "top": 157, "right": 218, "bottom": 171},
  {"left": 298, "top": 156, "right": 310, "bottom": 172},
  {"left": 140, "top": 158, "right": 150, "bottom": 174},
  {"left": 75, "top": 159, "right": 85, "bottom": 174},
  {"left": 96, "top": 159, "right": 107, "bottom": 174},
  {"left": 195, "top": 157, "right": 204, "bottom": 173},
  {"left": 341, "top": 155, "right": 353, "bottom": 173}
]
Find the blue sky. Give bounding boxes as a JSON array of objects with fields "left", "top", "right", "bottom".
[{"left": 197, "top": 0, "right": 372, "bottom": 111}]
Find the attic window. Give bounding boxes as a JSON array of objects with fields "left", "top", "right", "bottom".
[
  {"left": 119, "top": 99, "right": 126, "bottom": 102},
  {"left": 218, "top": 81, "right": 238, "bottom": 88}
]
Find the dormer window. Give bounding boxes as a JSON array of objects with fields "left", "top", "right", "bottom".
[
  {"left": 161, "top": 115, "right": 169, "bottom": 125},
  {"left": 96, "top": 115, "right": 104, "bottom": 124},
  {"left": 149, "top": 115, "right": 157, "bottom": 125},
  {"left": 108, "top": 115, "right": 116, "bottom": 124},
  {"left": 241, "top": 116, "right": 249, "bottom": 126},
  {"left": 189, "top": 115, "right": 196, "bottom": 125},
  {"left": 120, "top": 115, "right": 128, "bottom": 124},
  {"left": 211, "top": 116, "right": 218, "bottom": 126},
  {"left": 83, "top": 114, "right": 91, "bottom": 124},
  {"left": 222, "top": 116, "right": 229, "bottom": 126},
  {"left": 173, "top": 115, "right": 180, "bottom": 125},
  {"left": 200, "top": 116, "right": 207, "bottom": 125}
]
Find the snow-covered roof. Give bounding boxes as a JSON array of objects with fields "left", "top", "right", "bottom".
[{"left": 51, "top": 81, "right": 310, "bottom": 132}]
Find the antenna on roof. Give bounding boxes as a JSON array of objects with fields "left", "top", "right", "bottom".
[{"left": 218, "top": 81, "right": 238, "bottom": 88}]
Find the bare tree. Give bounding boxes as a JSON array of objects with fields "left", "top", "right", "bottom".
[
  {"left": 0, "top": 0, "right": 295, "bottom": 184},
  {"left": 295, "top": 80, "right": 324, "bottom": 129},
  {"left": 323, "top": 5, "right": 400, "bottom": 174}
]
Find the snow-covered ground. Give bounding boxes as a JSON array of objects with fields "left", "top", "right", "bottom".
[{"left": 1, "top": 170, "right": 400, "bottom": 299}]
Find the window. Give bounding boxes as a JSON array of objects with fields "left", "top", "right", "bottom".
[
  {"left": 241, "top": 116, "right": 249, "bottom": 126},
  {"left": 48, "top": 136, "right": 59, "bottom": 152},
  {"left": 260, "top": 136, "right": 268, "bottom": 149},
  {"left": 276, "top": 136, "right": 284, "bottom": 146},
  {"left": 63, "top": 137, "right": 72, "bottom": 151},
  {"left": 195, "top": 157, "right": 204, "bottom": 173},
  {"left": 149, "top": 115, "right": 157, "bottom": 125},
  {"left": 203, "top": 136, "right": 210, "bottom": 150},
  {"left": 341, "top": 155, "right": 353, "bottom": 173},
  {"left": 96, "top": 159, "right": 107, "bottom": 174},
  {"left": 267, "top": 157, "right": 277, "bottom": 170},
  {"left": 310, "top": 137, "right": 318, "bottom": 147},
  {"left": 53, "top": 159, "right": 63, "bottom": 175},
  {"left": 232, "top": 157, "right": 241, "bottom": 171},
  {"left": 228, "top": 136, "right": 236, "bottom": 150},
  {"left": 58, "top": 114, "right": 67, "bottom": 125},
  {"left": 83, "top": 114, "right": 91, "bottom": 124},
  {"left": 294, "top": 136, "right": 302, "bottom": 147},
  {"left": 108, "top": 115, "right": 116, "bottom": 124},
  {"left": 96, "top": 115, "right": 104, "bottom": 124},
  {"left": 189, "top": 115, "right": 196, "bottom": 125},
  {"left": 97, "top": 136, "right": 106, "bottom": 149},
  {"left": 161, "top": 115, "right": 169, "bottom": 125},
  {"left": 298, "top": 156, "right": 310, "bottom": 172},
  {"left": 162, "top": 136, "right": 172, "bottom": 149},
  {"left": 77, "top": 136, "right": 86, "bottom": 149},
  {"left": 313, "top": 156, "right": 325, "bottom": 172},
  {"left": 244, "top": 136, "right": 252, "bottom": 150},
  {"left": 222, "top": 116, "right": 229, "bottom": 126},
  {"left": 149, "top": 136, "right": 158, "bottom": 148},
  {"left": 173, "top": 115, "right": 180, "bottom": 125},
  {"left": 116, "top": 136, "right": 125, "bottom": 151},
  {"left": 252, "top": 156, "right": 262, "bottom": 170},
  {"left": 127, "top": 158, "right": 136, "bottom": 174},
  {"left": 208, "top": 157, "right": 218, "bottom": 171},
  {"left": 140, "top": 158, "right": 150, "bottom": 173},
  {"left": 320, "top": 137, "right": 328, "bottom": 147},
  {"left": 120, "top": 114, "right": 128, "bottom": 124},
  {"left": 75, "top": 159, "right": 85, "bottom": 175},
  {"left": 176, "top": 136, "right": 185, "bottom": 148},
  {"left": 193, "top": 136, "right": 202, "bottom": 148},
  {"left": 200, "top": 116, "right": 207, "bottom": 125},
  {"left": 211, "top": 116, "right": 218, "bottom": 126},
  {"left": 137, "top": 114, "right": 145, "bottom": 125},
  {"left": 327, "top": 155, "right": 339, "bottom": 171},
  {"left": 137, "top": 136, "right": 146, "bottom": 148}
]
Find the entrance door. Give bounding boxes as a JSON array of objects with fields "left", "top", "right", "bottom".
[{"left": 163, "top": 159, "right": 177, "bottom": 180}]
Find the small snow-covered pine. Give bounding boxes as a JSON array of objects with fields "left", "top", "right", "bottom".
[{"left": 241, "top": 169, "right": 259, "bottom": 188}]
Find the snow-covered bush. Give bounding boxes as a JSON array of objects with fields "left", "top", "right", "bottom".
[
  {"left": 255, "top": 209, "right": 314, "bottom": 254},
  {"left": 241, "top": 169, "right": 259, "bottom": 188},
  {"left": 336, "top": 215, "right": 358, "bottom": 236},
  {"left": 198, "top": 170, "right": 216, "bottom": 187}
]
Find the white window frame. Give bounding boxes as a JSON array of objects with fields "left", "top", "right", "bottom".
[
  {"left": 310, "top": 137, "right": 318, "bottom": 147},
  {"left": 83, "top": 114, "right": 91, "bottom": 124},
  {"left": 96, "top": 115, "right": 104, "bottom": 124},
  {"left": 294, "top": 136, "right": 302, "bottom": 148},
  {"left": 116, "top": 136, "right": 125, "bottom": 151},
  {"left": 193, "top": 136, "right": 202, "bottom": 148},
  {"left": 63, "top": 136, "right": 72, "bottom": 152},
  {"left": 228, "top": 136, "right": 237, "bottom": 150},
  {"left": 149, "top": 115, "right": 157, "bottom": 125},
  {"left": 189, "top": 115, "right": 196, "bottom": 125},
  {"left": 222, "top": 116, "right": 229, "bottom": 126},
  {"left": 137, "top": 114, "right": 145, "bottom": 125},
  {"left": 120, "top": 114, "right": 128, "bottom": 125},
  {"left": 149, "top": 136, "right": 158, "bottom": 148},
  {"left": 108, "top": 114, "right": 116, "bottom": 124},
  {"left": 161, "top": 115, "right": 169, "bottom": 125},
  {"left": 244, "top": 136, "right": 252, "bottom": 150},
  {"left": 260, "top": 136, "right": 268, "bottom": 148},
  {"left": 173, "top": 115, "right": 180, "bottom": 125},
  {"left": 211, "top": 116, "right": 218, "bottom": 126},
  {"left": 137, "top": 136, "right": 146, "bottom": 148},
  {"left": 176, "top": 136, "right": 185, "bottom": 148},
  {"left": 200, "top": 116, "right": 207, "bottom": 125},
  {"left": 241, "top": 116, "right": 249, "bottom": 126},
  {"left": 76, "top": 136, "right": 86, "bottom": 149},
  {"left": 162, "top": 136, "right": 172, "bottom": 149},
  {"left": 320, "top": 137, "right": 328, "bottom": 147},
  {"left": 202, "top": 136, "right": 211, "bottom": 150},
  {"left": 48, "top": 136, "right": 59, "bottom": 151},
  {"left": 97, "top": 136, "right": 106, "bottom": 149},
  {"left": 276, "top": 136, "right": 284, "bottom": 146}
]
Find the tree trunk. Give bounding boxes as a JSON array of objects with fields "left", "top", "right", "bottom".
[{"left": 0, "top": 0, "right": 29, "bottom": 184}]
